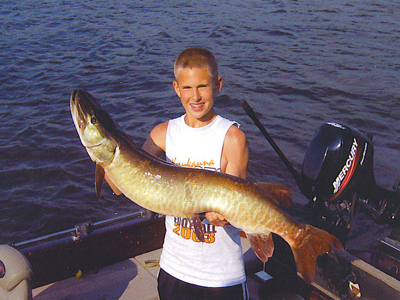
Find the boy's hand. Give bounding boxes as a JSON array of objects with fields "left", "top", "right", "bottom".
[{"left": 206, "top": 212, "right": 227, "bottom": 226}]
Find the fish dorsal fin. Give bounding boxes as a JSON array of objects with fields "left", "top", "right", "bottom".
[
  {"left": 95, "top": 163, "right": 105, "bottom": 201},
  {"left": 246, "top": 232, "right": 275, "bottom": 262},
  {"left": 255, "top": 182, "right": 292, "bottom": 207}
]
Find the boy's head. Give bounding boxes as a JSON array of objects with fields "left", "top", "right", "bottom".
[
  {"left": 174, "top": 47, "right": 219, "bottom": 84},
  {"left": 173, "top": 48, "right": 222, "bottom": 126}
]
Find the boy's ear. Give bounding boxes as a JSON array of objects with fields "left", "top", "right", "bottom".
[
  {"left": 214, "top": 76, "right": 223, "bottom": 93},
  {"left": 173, "top": 81, "right": 181, "bottom": 97}
]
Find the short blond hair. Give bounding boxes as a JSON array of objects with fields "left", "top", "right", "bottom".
[{"left": 174, "top": 48, "right": 218, "bottom": 82}]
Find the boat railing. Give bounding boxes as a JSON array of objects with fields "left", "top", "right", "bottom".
[{"left": 12, "top": 211, "right": 145, "bottom": 249}]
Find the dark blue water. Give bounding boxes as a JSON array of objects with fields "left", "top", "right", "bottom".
[{"left": 1, "top": 0, "right": 399, "bottom": 248}]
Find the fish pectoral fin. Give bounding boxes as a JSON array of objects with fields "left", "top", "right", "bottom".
[
  {"left": 247, "top": 232, "right": 275, "bottom": 262},
  {"left": 189, "top": 214, "right": 205, "bottom": 242},
  {"left": 95, "top": 163, "right": 105, "bottom": 201},
  {"left": 255, "top": 182, "right": 292, "bottom": 207}
]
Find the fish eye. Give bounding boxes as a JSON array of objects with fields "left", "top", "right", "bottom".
[{"left": 91, "top": 117, "right": 97, "bottom": 124}]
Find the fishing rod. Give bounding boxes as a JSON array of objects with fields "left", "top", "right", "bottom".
[{"left": 240, "top": 99, "right": 302, "bottom": 189}]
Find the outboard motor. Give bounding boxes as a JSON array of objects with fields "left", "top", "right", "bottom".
[
  {"left": 301, "top": 122, "right": 400, "bottom": 243},
  {"left": 0, "top": 245, "right": 32, "bottom": 300}
]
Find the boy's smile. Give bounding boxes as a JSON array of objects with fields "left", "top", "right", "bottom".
[{"left": 173, "top": 67, "right": 222, "bottom": 128}]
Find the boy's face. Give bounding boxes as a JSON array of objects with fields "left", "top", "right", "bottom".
[{"left": 173, "top": 67, "right": 222, "bottom": 127}]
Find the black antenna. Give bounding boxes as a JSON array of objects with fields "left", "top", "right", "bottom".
[{"left": 240, "top": 99, "right": 302, "bottom": 188}]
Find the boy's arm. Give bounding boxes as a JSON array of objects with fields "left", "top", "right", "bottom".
[
  {"left": 206, "top": 125, "right": 249, "bottom": 226},
  {"left": 142, "top": 121, "right": 168, "bottom": 156},
  {"left": 221, "top": 125, "right": 249, "bottom": 179}
]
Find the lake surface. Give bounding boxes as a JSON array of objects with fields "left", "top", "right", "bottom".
[{"left": 1, "top": 0, "right": 399, "bottom": 248}]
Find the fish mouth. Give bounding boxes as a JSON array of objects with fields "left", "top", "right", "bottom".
[
  {"left": 70, "top": 92, "right": 86, "bottom": 129},
  {"left": 70, "top": 89, "right": 97, "bottom": 123}
]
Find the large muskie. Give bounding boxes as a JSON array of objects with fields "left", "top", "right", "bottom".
[{"left": 70, "top": 89, "right": 343, "bottom": 284}]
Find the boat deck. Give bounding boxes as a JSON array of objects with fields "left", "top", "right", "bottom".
[
  {"left": 33, "top": 248, "right": 162, "bottom": 300},
  {"left": 28, "top": 216, "right": 400, "bottom": 300},
  {"left": 32, "top": 238, "right": 264, "bottom": 300},
  {"left": 26, "top": 235, "right": 400, "bottom": 300}
]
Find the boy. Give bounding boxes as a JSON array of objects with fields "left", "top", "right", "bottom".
[
  {"left": 143, "top": 48, "right": 249, "bottom": 300},
  {"left": 109, "top": 47, "right": 249, "bottom": 299}
]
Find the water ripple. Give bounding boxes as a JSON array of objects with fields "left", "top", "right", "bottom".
[{"left": 0, "top": 0, "right": 399, "bottom": 245}]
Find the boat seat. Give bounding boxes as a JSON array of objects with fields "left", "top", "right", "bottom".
[{"left": 0, "top": 245, "right": 32, "bottom": 300}]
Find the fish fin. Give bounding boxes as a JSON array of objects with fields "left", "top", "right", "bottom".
[
  {"left": 95, "top": 163, "right": 105, "bottom": 201},
  {"left": 255, "top": 182, "right": 292, "bottom": 207},
  {"left": 291, "top": 224, "right": 343, "bottom": 284},
  {"left": 189, "top": 214, "right": 205, "bottom": 242},
  {"left": 247, "top": 232, "right": 275, "bottom": 262}
]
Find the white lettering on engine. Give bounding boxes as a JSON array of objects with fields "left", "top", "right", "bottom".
[{"left": 332, "top": 138, "right": 358, "bottom": 194}]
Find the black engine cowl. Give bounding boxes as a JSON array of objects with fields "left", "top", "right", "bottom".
[
  {"left": 300, "top": 123, "right": 400, "bottom": 243},
  {"left": 301, "top": 122, "right": 375, "bottom": 202}
]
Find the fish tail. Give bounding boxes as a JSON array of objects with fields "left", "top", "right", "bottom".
[{"left": 291, "top": 224, "right": 343, "bottom": 284}]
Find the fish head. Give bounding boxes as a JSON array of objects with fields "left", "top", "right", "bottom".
[{"left": 70, "top": 89, "right": 118, "bottom": 166}]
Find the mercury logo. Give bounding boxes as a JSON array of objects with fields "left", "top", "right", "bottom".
[{"left": 332, "top": 138, "right": 359, "bottom": 194}]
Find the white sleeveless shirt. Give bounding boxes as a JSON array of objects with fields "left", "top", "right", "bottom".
[{"left": 159, "top": 115, "right": 246, "bottom": 287}]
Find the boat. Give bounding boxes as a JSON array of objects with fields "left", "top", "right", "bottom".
[
  {"left": 1, "top": 209, "right": 400, "bottom": 300},
  {"left": 2, "top": 103, "right": 400, "bottom": 299}
]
